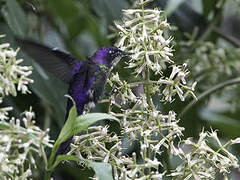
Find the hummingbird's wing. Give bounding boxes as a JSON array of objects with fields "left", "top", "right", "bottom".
[{"left": 16, "top": 38, "right": 79, "bottom": 83}]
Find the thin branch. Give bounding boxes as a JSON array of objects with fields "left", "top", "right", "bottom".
[
  {"left": 178, "top": 77, "right": 240, "bottom": 118},
  {"left": 199, "top": 11, "right": 222, "bottom": 41},
  {"left": 213, "top": 28, "right": 240, "bottom": 47},
  {"left": 199, "top": 1, "right": 225, "bottom": 42}
]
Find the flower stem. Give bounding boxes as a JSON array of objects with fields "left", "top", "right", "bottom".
[
  {"left": 179, "top": 77, "right": 240, "bottom": 118},
  {"left": 213, "top": 28, "right": 240, "bottom": 47},
  {"left": 145, "top": 68, "right": 154, "bottom": 111},
  {"left": 44, "top": 141, "right": 60, "bottom": 180}
]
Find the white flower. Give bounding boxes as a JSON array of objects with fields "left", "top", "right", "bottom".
[
  {"left": 230, "top": 137, "right": 240, "bottom": 144},
  {"left": 0, "top": 106, "right": 13, "bottom": 120},
  {"left": 0, "top": 36, "right": 51, "bottom": 179},
  {"left": 0, "top": 37, "right": 33, "bottom": 101}
]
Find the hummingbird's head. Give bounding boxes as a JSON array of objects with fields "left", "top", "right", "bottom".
[{"left": 92, "top": 46, "right": 133, "bottom": 68}]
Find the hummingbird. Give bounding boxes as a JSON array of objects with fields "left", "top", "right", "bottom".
[{"left": 16, "top": 38, "right": 132, "bottom": 154}]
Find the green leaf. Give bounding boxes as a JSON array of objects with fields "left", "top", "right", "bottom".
[
  {"left": 48, "top": 102, "right": 77, "bottom": 167},
  {"left": 202, "top": 0, "right": 216, "bottom": 18},
  {"left": 48, "top": 104, "right": 119, "bottom": 169},
  {"left": 87, "top": 160, "right": 114, "bottom": 180},
  {"left": 54, "top": 106, "right": 119, "bottom": 150},
  {"left": 72, "top": 113, "right": 119, "bottom": 136},
  {"left": 200, "top": 109, "right": 240, "bottom": 137},
  {"left": 50, "top": 156, "right": 114, "bottom": 180},
  {"left": 47, "top": 0, "right": 79, "bottom": 20},
  {"left": 1, "top": 0, "right": 27, "bottom": 36},
  {"left": 57, "top": 110, "right": 119, "bottom": 144},
  {"left": 91, "top": 0, "right": 129, "bottom": 23},
  {"left": 56, "top": 101, "right": 78, "bottom": 144},
  {"left": 165, "top": 0, "right": 187, "bottom": 16}
]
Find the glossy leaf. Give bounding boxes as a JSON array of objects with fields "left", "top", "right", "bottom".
[
  {"left": 56, "top": 108, "right": 119, "bottom": 144},
  {"left": 1, "top": 0, "right": 27, "bottom": 36},
  {"left": 72, "top": 113, "right": 119, "bottom": 135},
  {"left": 56, "top": 102, "right": 78, "bottom": 144},
  {"left": 48, "top": 104, "right": 119, "bottom": 169},
  {"left": 50, "top": 155, "right": 114, "bottom": 180},
  {"left": 87, "top": 160, "right": 113, "bottom": 180}
]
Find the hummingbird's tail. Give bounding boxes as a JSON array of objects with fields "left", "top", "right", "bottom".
[{"left": 57, "top": 137, "right": 73, "bottom": 155}]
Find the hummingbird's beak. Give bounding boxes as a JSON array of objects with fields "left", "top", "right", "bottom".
[{"left": 121, "top": 51, "right": 134, "bottom": 56}]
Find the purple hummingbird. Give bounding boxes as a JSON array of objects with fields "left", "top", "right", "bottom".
[{"left": 16, "top": 38, "right": 132, "bottom": 154}]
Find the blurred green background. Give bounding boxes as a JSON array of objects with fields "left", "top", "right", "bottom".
[{"left": 0, "top": 0, "right": 240, "bottom": 179}]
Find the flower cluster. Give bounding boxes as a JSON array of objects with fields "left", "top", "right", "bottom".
[
  {"left": 108, "top": 73, "right": 137, "bottom": 105},
  {"left": 161, "top": 64, "right": 197, "bottom": 102},
  {"left": 115, "top": 1, "right": 196, "bottom": 102},
  {"left": 0, "top": 36, "right": 33, "bottom": 120},
  {"left": 0, "top": 36, "right": 52, "bottom": 179},
  {"left": 169, "top": 130, "right": 240, "bottom": 179},
  {"left": 180, "top": 36, "right": 240, "bottom": 89},
  {"left": 115, "top": 6, "right": 173, "bottom": 75},
  {"left": 112, "top": 110, "right": 184, "bottom": 179},
  {"left": 71, "top": 126, "right": 119, "bottom": 162},
  {"left": 0, "top": 40, "right": 33, "bottom": 98},
  {"left": 71, "top": 1, "right": 240, "bottom": 179},
  {"left": 71, "top": 111, "right": 184, "bottom": 179},
  {"left": 0, "top": 108, "right": 52, "bottom": 179}
]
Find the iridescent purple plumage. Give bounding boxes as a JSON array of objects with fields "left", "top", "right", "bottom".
[
  {"left": 92, "top": 46, "right": 126, "bottom": 67},
  {"left": 60, "top": 47, "right": 129, "bottom": 154},
  {"left": 16, "top": 38, "right": 132, "bottom": 154},
  {"left": 72, "top": 61, "right": 83, "bottom": 74}
]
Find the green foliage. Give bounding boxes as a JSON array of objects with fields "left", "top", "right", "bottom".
[
  {"left": 46, "top": 102, "right": 119, "bottom": 179},
  {"left": 87, "top": 161, "right": 114, "bottom": 180},
  {"left": 1, "top": 0, "right": 27, "bottom": 36},
  {"left": 56, "top": 104, "right": 119, "bottom": 147},
  {"left": 165, "top": 0, "right": 187, "bottom": 15}
]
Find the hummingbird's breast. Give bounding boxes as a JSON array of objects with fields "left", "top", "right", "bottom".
[
  {"left": 66, "top": 61, "right": 106, "bottom": 116},
  {"left": 67, "top": 73, "right": 94, "bottom": 114}
]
